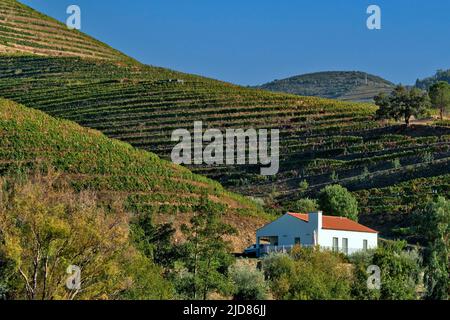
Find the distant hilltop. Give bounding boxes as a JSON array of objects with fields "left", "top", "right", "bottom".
[{"left": 255, "top": 71, "right": 395, "bottom": 102}]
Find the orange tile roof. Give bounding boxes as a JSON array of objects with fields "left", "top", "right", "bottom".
[{"left": 287, "top": 212, "right": 378, "bottom": 234}]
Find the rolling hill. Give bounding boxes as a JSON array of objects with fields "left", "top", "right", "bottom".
[
  {"left": 0, "top": 0, "right": 449, "bottom": 236},
  {"left": 256, "top": 71, "right": 395, "bottom": 102},
  {"left": 0, "top": 98, "right": 270, "bottom": 251}
]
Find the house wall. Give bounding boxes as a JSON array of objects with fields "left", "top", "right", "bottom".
[
  {"left": 256, "top": 214, "right": 316, "bottom": 246},
  {"left": 256, "top": 213, "right": 378, "bottom": 254},
  {"left": 319, "top": 229, "right": 378, "bottom": 252}
]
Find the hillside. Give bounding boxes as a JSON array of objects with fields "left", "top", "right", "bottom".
[
  {"left": 0, "top": 1, "right": 449, "bottom": 236},
  {"left": 256, "top": 71, "right": 395, "bottom": 102},
  {"left": 0, "top": 0, "right": 132, "bottom": 62},
  {"left": 0, "top": 98, "right": 270, "bottom": 251}
]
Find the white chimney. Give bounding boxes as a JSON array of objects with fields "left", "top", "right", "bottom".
[{"left": 309, "top": 211, "right": 323, "bottom": 235}]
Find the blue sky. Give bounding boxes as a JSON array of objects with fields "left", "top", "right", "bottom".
[{"left": 21, "top": 0, "right": 450, "bottom": 86}]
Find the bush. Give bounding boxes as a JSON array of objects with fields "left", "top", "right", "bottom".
[
  {"left": 372, "top": 241, "right": 422, "bottom": 300},
  {"left": 414, "top": 197, "right": 449, "bottom": 300},
  {"left": 348, "top": 250, "right": 381, "bottom": 300},
  {"left": 261, "top": 252, "right": 295, "bottom": 281},
  {"left": 229, "top": 265, "right": 268, "bottom": 300},
  {"left": 262, "top": 248, "right": 353, "bottom": 300}
]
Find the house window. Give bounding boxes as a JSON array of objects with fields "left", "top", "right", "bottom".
[
  {"left": 294, "top": 237, "right": 301, "bottom": 245},
  {"left": 363, "top": 240, "right": 368, "bottom": 250},
  {"left": 342, "top": 238, "right": 348, "bottom": 254},
  {"left": 332, "top": 237, "right": 339, "bottom": 252}
]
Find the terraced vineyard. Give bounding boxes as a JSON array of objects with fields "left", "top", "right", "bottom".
[
  {"left": 0, "top": 0, "right": 449, "bottom": 236},
  {"left": 0, "top": 56, "right": 449, "bottom": 231},
  {"left": 0, "top": 0, "right": 132, "bottom": 62},
  {"left": 0, "top": 98, "right": 269, "bottom": 251}
]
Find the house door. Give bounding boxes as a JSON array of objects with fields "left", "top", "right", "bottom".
[{"left": 294, "top": 237, "right": 301, "bottom": 245}]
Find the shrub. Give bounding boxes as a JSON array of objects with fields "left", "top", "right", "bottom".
[
  {"left": 261, "top": 248, "right": 353, "bottom": 300},
  {"left": 229, "top": 265, "right": 268, "bottom": 300},
  {"left": 414, "top": 197, "right": 449, "bottom": 300},
  {"left": 261, "top": 252, "right": 295, "bottom": 281},
  {"left": 372, "top": 241, "right": 423, "bottom": 300}
]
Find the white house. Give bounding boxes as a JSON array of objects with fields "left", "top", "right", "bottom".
[{"left": 255, "top": 211, "right": 378, "bottom": 256}]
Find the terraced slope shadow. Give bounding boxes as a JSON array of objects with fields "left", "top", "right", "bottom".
[{"left": 0, "top": 98, "right": 270, "bottom": 251}]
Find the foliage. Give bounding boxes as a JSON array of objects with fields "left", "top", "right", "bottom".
[
  {"left": 261, "top": 247, "right": 353, "bottom": 300},
  {"left": 348, "top": 250, "right": 380, "bottom": 300},
  {"left": 0, "top": 172, "right": 172, "bottom": 300},
  {"left": 371, "top": 241, "right": 422, "bottom": 300},
  {"left": 118, "top": 254, "right": 174, "bottom": 300},
  {"left": 416, "top": 69, "right": 450, "bottom": 90},
  {"left": 349, "top": 241, "right": 423, "bottom": 300},
  {"left": 429, "top": 81, "right": 450, "bottom": 120},
  {"left": 318, "top": 185, "right": 359, "bottom": 221},
  {"left": 130, "top": 212, "right": 180, "bottom": 269},
  {"left": 414, "top": 197, "right": 449, "bottom": 300},
  {"left": 292, "top": 198, "right": 319, "bottom": 212},
  {"left": 298, "top": 180, "right": 309, "bottom": 195},
  {"left": 260, "top": 252, "right": 295, "bottom": 282},
  {"left": 229, "top": 265, "right": 268, "bottom": 300},
  {"left": 375, "top": 85, "right": 431, "bottom": 126},
  {"left": 175, "top": 197, "right": 236, "bottom": 300}
]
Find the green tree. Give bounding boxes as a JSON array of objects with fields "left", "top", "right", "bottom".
[
  {"left": 318, "top": 185, "right": 359, "bottom": 221},
  {"left": 371, "top": 241, "right": 422, "bottom": 300},
  {"left": 429, "top": 81, "right": 450, "bottom": 120},
  {"left": 130, "top": 211, "right": 180, "bottom": 269},
  {"left": 292, "top": 198, "right": 319, "bottom": 213},
  {"left": 229, "top": 265, "right": 268, "bottom": 300},
  {"left": 414, "top": 197, "right": 449, "bottom": 300},
  {"left": 375, "top": 85, "right": 430, "bottom": 126},
  {"left": 177, "top": 197, "right": 236, "bottom": 300}
]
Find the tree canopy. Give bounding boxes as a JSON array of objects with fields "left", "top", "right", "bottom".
[
  {"left": 318, "top": 185, "right": 359, "bottom": 221},
  {"left": 375, "top": 85, "right": 430, "bottom": 126},
  {"left": 429, "top": 81, "right": 450, "bottom": 120},
  {"left": 414, "top": 197, "right": 449, "bottom": 300}
]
